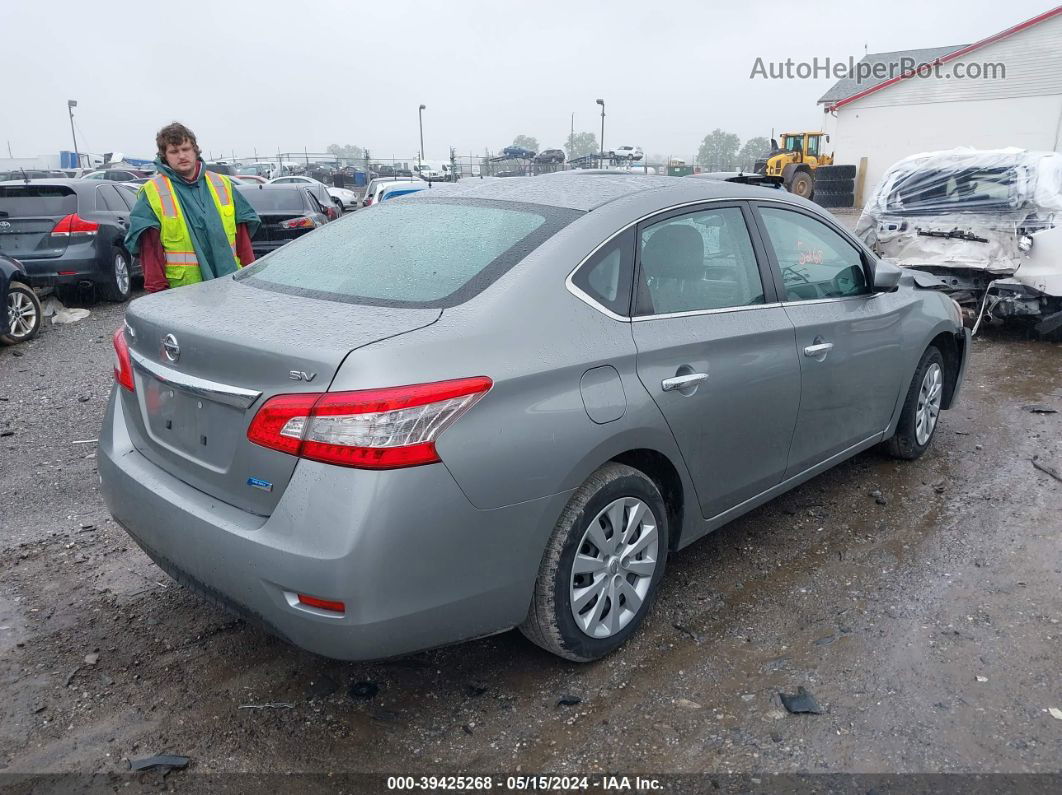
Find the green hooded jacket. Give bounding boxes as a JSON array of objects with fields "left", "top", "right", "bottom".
[{"left": 125, "top": 158, "right": 260, "bottom": 281}]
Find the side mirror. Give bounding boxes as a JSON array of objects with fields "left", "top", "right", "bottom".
[
  {"left": 871, "top": 259, "right": 902, "bottom": 291},
  {"left": 770, "top": 138, "right": 778, "bottom": 150}
]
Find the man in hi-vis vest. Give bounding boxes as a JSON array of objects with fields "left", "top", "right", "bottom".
[{"left": 125, "top": 122, "right": 259, "bottom": 293}]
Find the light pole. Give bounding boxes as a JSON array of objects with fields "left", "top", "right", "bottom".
[
  {"left": 595, "top": 98, "right": 605, "bottom": 159},
  {"left": 418, "top": 104, "right": 426, "bottom": 165},
  {"left": 67, "top": 100, "right": 80, "bottom": 169}
]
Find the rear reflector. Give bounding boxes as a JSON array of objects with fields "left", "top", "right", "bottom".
[
  {"left": 112, "top": 327, "right": 135, "bottom": 392},
  {"left": 297, "top": 594, "right": 345, "bottom": 613},
  {"left": 247, "top": 376, "right": 492, "bottom": 469}
]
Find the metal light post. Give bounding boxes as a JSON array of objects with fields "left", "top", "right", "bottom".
[
  {"left": 596, "top": 98, "right": 605, "bottom": 159},
  {"left": 418, "top": 104, "right": 426, "bottom": 165},
  {"left": 67, "top": 100, "right": 80, "bottom": 169}
]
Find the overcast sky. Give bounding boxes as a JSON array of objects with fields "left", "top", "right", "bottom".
[{"left": 0, "top": 0, "right": 1052, "bottom": 163}]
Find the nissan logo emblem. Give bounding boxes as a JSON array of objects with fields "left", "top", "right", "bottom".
[
  {"left": 162, "top": 334, "right": 180, "bottom": 362},
  {"left": 0, "top": 221, "right": 11, "bottom": 229}
]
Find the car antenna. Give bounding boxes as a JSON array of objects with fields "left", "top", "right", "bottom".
[{"left": 19, "top": 167, "right": 30, "bottom": 183}]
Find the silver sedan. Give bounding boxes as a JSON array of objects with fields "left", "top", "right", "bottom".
[{"left": 99, "top": 174, "right": 969, "bottom": 661}]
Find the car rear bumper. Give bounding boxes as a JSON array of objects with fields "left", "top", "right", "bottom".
[
  {"left": 98, "top": 389, "right": 567, "bottom": 660},
  {"left": 18, "top": 255, "right": 104, "bottom": 288}
]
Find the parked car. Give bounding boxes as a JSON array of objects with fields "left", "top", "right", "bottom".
[
  {"left": 612, "top": 145, "right": 643, "bottom": 161},
  {"left": 1, "top": 253, "right": 42, "bottom": 345},
  {"left": 237, "top": 163, "right": 278, "bottom": 179},
  {"left": 82, "top": 169, "right": 152, "bottom": 182},
  {"left": 361, "top": 177, "right": 418, "bottom": 207},
  {"left": 232, "top": 174, "right": 268, "bottom": 185},
  {"left": 534, "top": 149, "right": 566, "bottom": 164},
  {"left": 100, "top": 175, "right": 969, "bottom": 663},
  {"left": 235, "top": 184, "right": 333, "bottom": 258},
  {"left": 0, "top": 179, "right": 141, "bottom": 301},
  {"left": 204, "top": 162, "right": 238, "bottom": 176},
  {"left": 856, "top": 148, "right": 1062, "bottom": 337},
  {"left": 413, "top": 162, "right": 447, "bottom": 181},
  {"left": 502, "top": 146, "right": 536, "bottom": 160},
  {"left": 378, "top": 182, "right": 429, "bottom": 201},
  {"left": 268, "top": 175, "right": 358, "bottom": 212}
]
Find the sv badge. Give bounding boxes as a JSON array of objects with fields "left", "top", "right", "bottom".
[{"left": 289, "top": 370, "right": 317, "bottom": 382}]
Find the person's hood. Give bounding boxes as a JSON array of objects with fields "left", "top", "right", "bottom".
[{"left": 153, "top": 156, "right": 204, "bottom": 184}]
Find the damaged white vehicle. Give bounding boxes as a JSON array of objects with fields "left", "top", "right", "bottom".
[{"left": 856, "top": 148, "right": 1062, "bottom": 338}]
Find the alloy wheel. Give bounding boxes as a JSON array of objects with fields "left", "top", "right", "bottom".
[
  {"left": 7, "top": 289, "right": 38, "bottom": 339},
  {"left": 114, "top": 252, "right": 130, "bottom": 296},
  {"left": 915, "top": 362, "right": 943, "bottom": 445}
]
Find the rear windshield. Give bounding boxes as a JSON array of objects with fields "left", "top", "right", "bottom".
[
  {"left": 237, "top": 187, "right": 307, "bottom": 212},
  {"left": 238, "top": 197, "right": 579, "bottom": 307},
  {"left": 0, "top": 185, "right": 78, "bottom": 217}
]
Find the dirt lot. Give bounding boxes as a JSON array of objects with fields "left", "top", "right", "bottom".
[{"left": 1, "top": 280, "right": 1060, "bottom": 784}]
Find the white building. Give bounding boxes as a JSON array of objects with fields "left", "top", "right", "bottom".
[{"left": 818, "top": 7, "right": 1062, "bottom": 202}]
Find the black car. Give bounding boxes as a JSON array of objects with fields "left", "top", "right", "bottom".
[
  {"left": 1, "top": 253, "right": 42, "bottom": 346},
  {"left": 534, "top": 149, "right": 566, "bottom": 164},
  {"left": 235, "top": 184, "right": 333, "bottom": 258},
  {"left": 0, "top": 179, "right": 141, "bottom": 302}
]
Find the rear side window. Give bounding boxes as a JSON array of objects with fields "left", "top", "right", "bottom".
[
  {"left": 96, "top": 185, "right": 126, "bottom": 211},
  {"left": 0, "top": 185, "right": 78, "bottom": 217},
  {"left": 637, "top": 206, "right": 765, "bottom": 315},
  {"left": 571, "top": 228, "right": 635, "bottom": 316},
  {"left": 240, "top": 198, "right": 579, "bottom": 307}
]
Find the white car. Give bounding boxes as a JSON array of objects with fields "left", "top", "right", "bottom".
[
  {"left": 362, "top": 177, "right": 420, "bottom": 207},
  {"left": 268, "top": 175, "right": 358, "bottom": 212},
  {"left": 613, "top": 145, "right": 643, "bottom": 162}
]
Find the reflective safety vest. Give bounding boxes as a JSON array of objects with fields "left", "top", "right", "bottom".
[{"left": 141, "top": 171, "right": 240, "bottom": 288}]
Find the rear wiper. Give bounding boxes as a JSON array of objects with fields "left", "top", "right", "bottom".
[{"left": 916, "top": 227, "right": 989, "bottom": 243}]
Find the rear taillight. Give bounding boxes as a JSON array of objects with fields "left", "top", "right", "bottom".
[
  {"left": 247, "top": 376, "right": 492, "bottom": 469},
  {"left": 51, "top": 213, "right": 100, "bottom": 238},
  {"left": 363, "top": 196, "right": 373, "bottom": 206},
  {"left": 280, "top": 216, "right": 316, "bottom": 229},
  {"left": 112, "top": 327, "right": 134, "bottom": 392}
]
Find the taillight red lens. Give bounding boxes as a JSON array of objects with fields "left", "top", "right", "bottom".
[
  {"left": 52, "top": 213, "right": 100, "bottom": 237},
  {"left": 246, "top": 376, "right": 492, "bottom": 469},
  {"left": 280, "top": 216, "right": 316, "bottom": 229},
  {"left": 112, "top": 327, "right": 135, "bottom": 392}
]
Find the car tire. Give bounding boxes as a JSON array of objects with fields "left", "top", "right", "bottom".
[
  {"left": 814, "top": 192, "right": 855, "bottom": 208},
  {"left": 886, "top": 346, "right": 945, "bottom": 460},
  {"left": 1, "top": 282, "right": 42, "bottom": 345},
  {"left": 520, "top": 462, "right": 669, "bottom": 662},
  {"left": 98, "top": 248, "right": 132, "bottom": 303}
]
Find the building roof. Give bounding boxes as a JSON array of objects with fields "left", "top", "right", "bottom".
[
  {"left": 822, "top": 6, "right": 1062, "bottom": 111},
  {"left": 817, "top": 46, "right": 965, "bottom": 104}
]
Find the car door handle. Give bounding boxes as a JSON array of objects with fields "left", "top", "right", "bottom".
[
  {"left": 662, "top": 373, "right": 709, "bottom": 392},
  {"left": 803, "top": 342, "right": 834, "bottom": 357}
]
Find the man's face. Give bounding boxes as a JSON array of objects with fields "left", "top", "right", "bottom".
[{"left": 164, "top": 140, "right": 198, "bottom": 177}]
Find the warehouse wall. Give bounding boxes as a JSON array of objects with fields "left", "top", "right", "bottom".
[{"left": 827, "top": 10, "right": 1062, "bottom": 202}]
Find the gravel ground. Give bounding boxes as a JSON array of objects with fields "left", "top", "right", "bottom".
[{"left": 1, "top": 273, "right": 1060, "bottom": 785}]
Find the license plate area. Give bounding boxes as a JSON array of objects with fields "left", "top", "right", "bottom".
[{"left": 142, "top": 377, "right": 243, "bottom": 470}]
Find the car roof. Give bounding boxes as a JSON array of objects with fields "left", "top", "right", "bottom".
[
  {"left": 0, "top": 178, "right": 90, "bottom": 189},
  {"left": 447, "top": 172, "right": 793, "bottom": 212},
  {"left": 236, "top": 183, "right": 313, "bottom": 191}
]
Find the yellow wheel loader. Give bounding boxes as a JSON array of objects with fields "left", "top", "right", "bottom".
[{"left": 753, "top": 132, "right": 833, "bottom": 199}]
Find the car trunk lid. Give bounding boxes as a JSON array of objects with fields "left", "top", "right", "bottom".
[
  {"left": 0, "top": 184, "right": 77, "bottom": 259},
  {"left": 120, "top": 277, "right": 440, "bottom": 515}
]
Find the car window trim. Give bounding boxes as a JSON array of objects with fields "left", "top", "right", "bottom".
[{"left": 748, "top": 199, "right": 876, "bottom": 304}]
